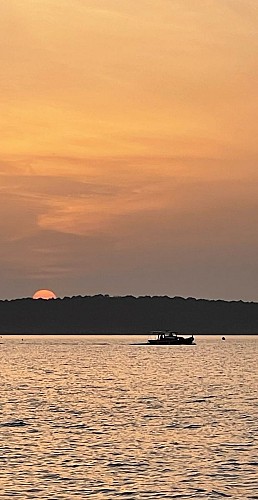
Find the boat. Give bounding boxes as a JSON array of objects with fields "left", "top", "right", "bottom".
[{"left": 148, "top": 331, "right": 195, "bottom": 345}]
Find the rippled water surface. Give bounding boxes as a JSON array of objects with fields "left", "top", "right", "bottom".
[{"left": 0, "top": 335, "right": 257, "bottom": 499}]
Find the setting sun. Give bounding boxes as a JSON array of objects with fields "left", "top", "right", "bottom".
[{"left": 33, "top": 289, "right": 57, "bottom": 300}]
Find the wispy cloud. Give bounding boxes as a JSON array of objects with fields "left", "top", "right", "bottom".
[{"left": 1, "top": 1, "right": 258, "bottom": 299}]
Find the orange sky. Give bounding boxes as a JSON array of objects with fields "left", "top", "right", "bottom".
[{"left": 1, "top": 0, "right": 258, "bottom": 300}]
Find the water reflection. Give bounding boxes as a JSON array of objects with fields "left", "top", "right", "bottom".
[{"left": 0, "top": 336, "right": 257, "bottom": 499}]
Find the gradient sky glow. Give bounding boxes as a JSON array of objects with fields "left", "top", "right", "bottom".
[{"left": 1, "top": 0, "right": 258, "bottom": 300}]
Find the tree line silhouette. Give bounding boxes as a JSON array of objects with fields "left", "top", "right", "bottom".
[{"left": 0, "top": 294, "right": 257, "bottom": 334}]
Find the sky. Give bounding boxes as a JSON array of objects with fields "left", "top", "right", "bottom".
[{"left": 1, "top": 0, "right": 258, "bottom": 301}]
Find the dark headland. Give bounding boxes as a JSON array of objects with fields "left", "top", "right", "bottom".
[{"left": 0, "top": 295, "right": 257, "bottom": 334}]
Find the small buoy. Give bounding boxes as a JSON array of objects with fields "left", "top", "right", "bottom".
[{"left": 222, "top": 336, "right": 225, "bottom": 341}]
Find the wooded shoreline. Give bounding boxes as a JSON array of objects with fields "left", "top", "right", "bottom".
[{"left": 0, "top": 295, "right": 257, "bottom": 334}]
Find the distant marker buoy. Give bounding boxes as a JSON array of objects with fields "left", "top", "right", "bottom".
[{"left": 222, "top": 336, "right": 225, "bottom": 341}]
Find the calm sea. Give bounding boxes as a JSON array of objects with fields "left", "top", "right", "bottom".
[{"left": 0, "top": 335, "right": 257, "bottom": 499}]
